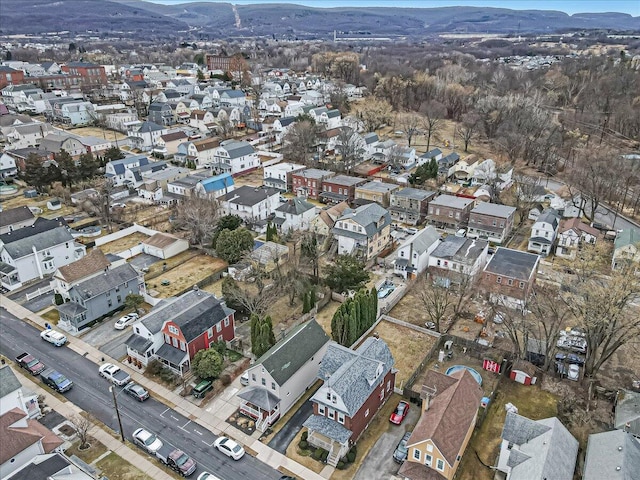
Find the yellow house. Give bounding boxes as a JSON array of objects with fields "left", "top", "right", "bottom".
[{"left": 399, "top": 369, "right": 483, "bottom": 480}]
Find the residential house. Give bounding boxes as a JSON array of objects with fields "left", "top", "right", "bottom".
[
  {"left": 438, "top": 153, "right": 460, "bottom": 179},
  {"left": 481, "top": 247, "right": 540, "bottom": 310},
  {"left": 0, "top": 152, "right": 17, "bottom": 178},
  {"left": 452, "top": 157, "right": 480, "bottom": 182},
  {"left": 528, "top": 208, "right": 560, "bottom": 256},
  {"left": 303, "top": 338, "right": 396, "bottom": 466},
  {"left": 175, "top": 138, "right": 220, "bottom": 167},
  {"left": 333, "top": 203, "right": 392, "bottom": 261},
  {"left": 583, "top": 429, "right": 640, "bottom": 480},
  {"left": 263, "top": 162, "right": 306, "bottom": 192},
  {"left": 427, "top": 195, "right": 475, "bottom": 230},
  {"left": 105, "top": 155, "right": 150, "bottom": 186},
  {"left": 141, "top": 233, "right": 189, "bottom": 259},
  {"left": 361, "top": 133, "right": 380, "bottom": 160},
  {"left": 0, "top": 367, "right": 62, "bottom": 479},
  {"left": 399, "top": 369, "right": 483, "bottom": 480},
  {"left": 148, "top": 102, "right": 175, "bottom": 126},
  {"left": 390, "top": 146, "right": 417, "bottom": 170},
  {"left": 61, "top": 62, "right": 107, "bottom": 88},
  {"left": 497, "top": 412, "right": 578, "bottom": 480},
  {"left": 128, "top": 121, "right": 168, "bottom": 151},
  {"left": 1, "top": 84, "right": 38, "bottom": 109},
  {"left": 219, "top": 185, "right": 281, "bottom": 222},
  {"left": 467, "top": 202, "right": 516, "bottom": 244},
  {"left": 418, "top": 148, "right": 443, "bottom": 166},
  {"left": 51, "top": 249, "right": 112, "bottom": 301},
  {"left": 428, "top": 237, "right": 489, "bottom": 288},
  {"left": 528, "top": 204, "right": 544, "bottom": 221},
  {"left": 212, "top": 140, "right": 259, "bottom": 176},
  {"left": 393, "top": 226, "right": 441, "bottom": 279},
  {"left": 272, "top": 116, "right": 296, "bottom": 144},
  {"left": 105, "top": 111, "right": 139, "bottom": 133},
  {"left": 320, "top": 175, "right": 367, "bottom": 205},
  {"left": 238, "top": 319, "right": 330, "bottom": 431},
  {"left": 219, "top": 89, "right": 246, "bottom": 107},
  {"left": 556, "top": 218, "right": 599, "bottom": 259},
  {"left": 154, "top": 130, "right": 188, "bottom": 158},
  {"left": 301, "top": 90, "right": 324, "bottom": 106},
  {"left": 189, "top": 110, "right": 216, "bottom": 133},
  {"left": 126, "top": 290, "right": 235, "bottom": 375},
  {"left": 612, "top": 228, "right": 640, "bottom": 272},
  {"left": 614, "top": 389, "right": 640, "bottom": 437},
  {"left": 0, "top": 218, "right": 85, "bottom": 291},
  {"left": 274, "top": 197, "right": 316, "bottom": 233},
  {"left": 0, "top": 66, "right": 25, "bottom": 89},
  {"left": 372, "top": 139, "right": 397, "bottom": 164},
  {"left": 1, "top": 121, "right": 55, "bottom": 150},
  {"left": 73, "top": 135, "right": 112, "bottom": 156},
  {"left": 389, "top": 188, "right": 437, "bottom": 225},
  {"left": 193, "top": 172, "right": 235, "bottom": 199},
  {"left": 122, "top": 160, "right": 169, "bottom": 188},
  {"left": 310, "top": 201, "right": 350, "bottom": 243},
  {"left": 292, "top": 169, "right": 335, "bottom": 200},
  {"left": 47, "top": 97, "right": 95, "bottom": 126},
  {"left": 167, "top": 172, "right": 210, "bottom": 197},
  {"left": 284, "top": 102, "right": 305, "bottom": 118},
  {"left": 38, "top": 133, "right": 86, "bottom": 158},
  {"left": 0, "top": 206, "right": 35, "bottom": 235},
  {"left": 57, "top": 263, "right": 144, "bottom": 332},
  {"left": 354, "top": 181, "right": 399, "bottom": 208}
]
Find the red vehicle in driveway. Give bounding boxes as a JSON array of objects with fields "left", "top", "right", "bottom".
[{"left": 390, "top": 400, "right": 410, "bottom": 424}]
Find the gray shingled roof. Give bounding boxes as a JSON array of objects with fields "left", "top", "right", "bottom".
[
  {"left": 399, "top": 226, "right": 440, "bottom": 255},
  {"left": 316, "top": 338, "right": 395, "bottom": 417},
  {"left": 430, "top": 194, "right": 474, "bottom": 209},
  {"left": 392, "top": 188, "right": 435, "bottom": 201},
  {"left": 484, "top": 247, "right": 539, "bottom": 281},
  {"left": 71, "top": 263, "right": 140, "bottom": 301},
  {"left": 237, "top": 386, "right": 281, "bottom": 411},
  {"left": 0, "top": 365, "right": 22, "bottom": 398},
  {"left": 2, "top": 226, "right": 73, "bottom": 260},
  {"left": 471, "top": 202, "right": 516, "bottom": 218},
  {"left": 220, "top": 185, "right": 280, "bottom": 207},
  {"left": 156, "top": 343, "right": 188, "bottom": 365},
  {"left": 220, "top": 140, "right": 255, "bottom": 159},
  {"left": 303, "top": 414, "right": 352, "bottom": 444},
  {"left": 614, "top": 389, "right": 640, "bottom": 437},
  {"left": 334, "top": 203, "right": 391, "bottom": 240},
  {"left": 0, "top": 206, "right": 34, "bottom": 227},
  {"left": 255, "top": 319, "right": 329, "bottom": 386},
  {"left": 501, "top": 413, "right": 578, "bottom": 480},
  {"left": 536, "top": 208, "right": 560, "bottom": 229},
  {"left": 0, "top": 218, "right": 65, "bottom": 244},
  {"left": 276, "top": 197, "right": 315, "bottom": 215},
  {"left": 357, "top": 181, "right": 398, "bottom": 194},
  {"left": 431, "top": 236, "right": 488, "bottom": 265},
  {"left": 124, "top": 333, "right": 153, "bottom": 353},
  {"left": 583, "top": 430, "right": 640, "bottom": 480}
]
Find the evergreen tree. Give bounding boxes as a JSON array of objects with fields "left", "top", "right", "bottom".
[
  {"left": 55, "top": 150, "right": 77, "bottom": 186},
  {"left": 302, "top": 291, "right": 310, "bottom": 314},
  {"left": 78, "top": 152, "right": 99, "bottom": 180}
]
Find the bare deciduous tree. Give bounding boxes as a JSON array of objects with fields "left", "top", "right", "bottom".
[
  {"left": 171, "top": 195, "right": 220, "bottom": 245},
  {"left": 456, "top": 112, "right": 480, "bottom": 152},
  {"left": 420, "top": 101, "right": 446, "bottom": 152},
  {"left": 418, "top": 277, "right": 453, "bottom": 333},
  {"left": 357, "top": 97, "right": 393, "bottom": 132},
  {"left": 399, "top": 113, "right": 421, "bottom": 147},
  {"left": 69, "top": 414, "right": 93, "bottom": 450},
  {"left": 282, "top": 117, "right": 321, "bottom": 166}
]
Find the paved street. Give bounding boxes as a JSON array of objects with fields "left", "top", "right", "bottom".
[
  {"left": 0, "top": 308, "right": 283, "bottom": 480},
  {"left": 353, "top": 405, "right": 420, "bottom": 480}
]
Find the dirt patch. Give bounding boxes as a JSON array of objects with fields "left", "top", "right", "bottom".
[
  {"left": 146, "top": 254, "right": 227, "bottom": 297},
  {"left": 61, "top": 125, "right": 129, "bottom": 142},
  {"left": 95, "top": 452, "right": 154, "bottom": 480},
  {"left": 98, "top": 232, "right": 150, "bottom": 255},
  {"left": 315, "top": 300, "right": 341, "bottom": 336},
  {"left": 64, "top": 435, "right": 108, "bottom": 464},
  {"left": 367, "top": 320, "right": 437, "bottom": 388},
  {"left": 233, "top": 167, "right": 265, "bottom": 187},
  {"left": 388, "top": 285, "right": 432, "bottom": 328}
]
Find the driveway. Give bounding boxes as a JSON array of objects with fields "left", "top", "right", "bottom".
[
  {"left": 7, "top": 277, "right": 55, "bottom": 312},
  {"left": 78, "top": 313, "right": 134, "bottom": 361},
  {"left": 353, "top": 401, "right": 420, "bottom": 480},
  {"left": 268, "top": 396, "right": 314, "bottom": 453}
]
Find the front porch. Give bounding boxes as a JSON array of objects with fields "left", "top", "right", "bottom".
[
  {"left": 154, "top": 343, "right": 189, "bottom": 376},
  {"left": 0, "top": 262, "right": 21, "bottom": 291},
  {"left": 237, "top": 386, "right": 281, "bottom": 432},
  {"left": 303, "top": 415, "right": 351, "bottom": 467}
]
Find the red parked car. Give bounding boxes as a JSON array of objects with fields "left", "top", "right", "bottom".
[{"left": 390, "top": 400, "right": 410, "bottom": 424}]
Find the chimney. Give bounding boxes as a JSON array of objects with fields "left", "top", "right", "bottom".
[{"left": 422, "top": 385, "right": 437, "bottom": 412}]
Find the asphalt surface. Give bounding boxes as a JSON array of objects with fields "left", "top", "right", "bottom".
[
  {"left": 78, "top": 314, "right": 132, "bottom": 361},
  {"left": 353, "top": 403, "right": 420, "bottom": 480},
  {"left": 268, "top": 395, "right": 314, "bottom": 454},
  {"left": 0, "top": 308, "right": 282, "bottom": 480}
]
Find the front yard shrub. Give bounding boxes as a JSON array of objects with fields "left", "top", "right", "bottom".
[
  {"left": 337, "top": 461, "right": 346, "bottom": 469},
  {"left": 298, "top": 440, "right": 308, "bottom": 449},
  {"left": 146, "top": 359, "right": 163, "bottom": 375},
  {"left": 321, "top": 450, "right": 329, "bottom": 462},
  {"left": 347, "top": 450, "right": 356, "bottom": 463},
  {"left": 220, "top": 374, "right": 232, "bottom": 386},
  {"left": 301, "top": 430, "right": 308, "bottom": 441},
  {"left": 312, "top": 447, "right": 325, "bottom": 461}
]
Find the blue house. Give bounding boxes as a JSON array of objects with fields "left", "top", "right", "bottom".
[{"left": 194, "top": 172, "right": 235, "bottom": 199}]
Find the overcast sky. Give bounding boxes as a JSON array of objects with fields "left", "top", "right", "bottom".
[{"left": 150, "top": 0, "right": 640, "bottom": 16}]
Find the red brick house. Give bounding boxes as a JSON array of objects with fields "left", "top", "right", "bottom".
[
  {"left": 125, "top": 290, "right": 235, "bottom": 376},
  {"left": 0, "top": 66, "right": 25, "bottom": 89},
  {"left": 292, "top": 168, "right": 335, "bottom": 200},
  {"left": 61, "top": 62, "right": 107, "bottom": 89},
  {"left": 319, "top": 174, "right": 367, "bottom": 205},
  {"left": 303, "top": 337, "right": 396, "bottom": 466}
]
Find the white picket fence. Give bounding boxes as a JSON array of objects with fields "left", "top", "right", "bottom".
[{"left": 26, "top": 285, "right": 53, "bottom": 301}]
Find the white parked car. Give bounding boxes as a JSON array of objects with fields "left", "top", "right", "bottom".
[
  {"left": 214, "top": 436, "right": 245, "bottom": 460},
  {"left": 132, "top": 428, "right": 163, "bottom": 454},
  {"left": 240, "top": 372, "right": 249, "bottom": 386},
  {"left": 197, "top": 473, "right": 222, "bottom": 480},
  {"left": 114, "top": 313, "right": 139, "bottom": 330},
  {"left": 567, "top": 364, "right": 580, "bottom": 381},
  {"left": 40, "top": 329, "right": 67, "bottom": 346}
]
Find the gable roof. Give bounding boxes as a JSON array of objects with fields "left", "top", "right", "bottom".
[
  {"left": 161, "top": 131, "right": 188, "bottom": 142},
  {"left": 220, "top": 185, "right": 280, "bottom": 207},
  {"left": 316, "top": 338, "right": 395, "bottom": 417},
  {"left": 255, "top": 319, "right": 330, "bottom": 386},
  {"left": 0, "top": 408, "right": 63, "bottom": 464},
  {"left": 400, "top": 226, "right": 441, "bottom": 255},
  {"left": 559, "top": 217, "right": 599, "bottom": 237},
  {"left": 55, "top": 249, "right": 110, "bottom": 283},
  {"left": 615, "top": 228, "right": 640, "bottom": 250},
  {"left": 431, "top": 236, "right": 488, "bottom": 265},
  {"left": 9, "top": 452, "right": 81, "bottom": 480},
  {"left": 501, "top": 413, "right": 578, "bottom": 480},
  {"left": 0, "top": 365, "right": 22, "bottom": 398},
  {"left": 336, "top": 203, "right": 391, "bottom": 239},
  {"left": 219, "top": 140, "right": 255, "bottom": 158},
  {"left": 135, "top": 121, "right": 165, "bottom": 133},
  {"left": 70, "top": 263, "right": 139, "bottom": 301},
  {"left": 614, "top": 389, "right": 640, "bottom": 437},
  {"left": 0, "top": 206, "right": 34, "bottom": 227},
  {"left": 165, "top": 290, "right": 233, "bottom": 342},
  {"left": 276, "top": 197, "right": 315, "bottom": 215},
  {"left": 484, "top": 247, "right": 539, "bottom": 281},
  {"left": 583, "top": 429, "right": 640, "bottom": 480},
  {"left": 142, "top": 232, "right": 184, "bottom": 250},
  {"left": 406, "top": 370, "right": 483, "bottom": 466},
  {"left": 535, "top": 208, "right": 560, "bottom": 229},
  {"left": 2, "top": 226, "right": 73, "bottom": 260}
]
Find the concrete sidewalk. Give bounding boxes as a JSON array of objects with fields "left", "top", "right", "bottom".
[{"left": 1, "top": 295, "right": 331, "bottom": 480}]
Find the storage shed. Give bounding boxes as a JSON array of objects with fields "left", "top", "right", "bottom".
[
  {"left": 141, "top": 232, "right": 189, "bottom": 259},
  {"left": 510, "top": 360, "right": 536, "bottom": 386}
]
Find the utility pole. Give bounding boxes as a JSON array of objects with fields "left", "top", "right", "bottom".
[{"left": 109, "top": 385, "right": 125, "bottom": 442}]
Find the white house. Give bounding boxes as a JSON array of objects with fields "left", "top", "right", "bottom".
[
  {"left": 263, "top": 162, "right": 306, "bottom": 191},
  {"left": 237, "top": 319, "right": 330, "bottom": 431},
  {"left": 284, "top": 101, "right": 305, "bottom": 118},
  {"left": 612, "top": 228, "right": 640, "bottom": 272},
  {"left": 333, "top": 203, "right": 392, "bottom": 261},
  {"left": 393, "top": 226, "right": 441, "bottom": 279},
  {"left": 219, "top": 185, "right": 281, "bottom": 222},
  {"left": 219, "top": 89, "right": 246, "bottom": 107},
  {"left": 0, "top": 153, "right": 17, "bottom": 178},
  {"left": 556, "top": 218, "right": 598, "bottom": 260},
  {"left": 0, "top": 219, "right": 86, "bottom": 291},
  {"left": 428, "top": 236, "right": 490, "bottom": 288},
  {"left": 127, "top": 121, "right": 168, "bottom": 151},
  {"left": 528, "top": 208, "right": 560, "bottom": 256},
  {"left": 2, "top": 121, "right": 55, "bottom": 149},
  {"left": 274, "top": 197, "right": 317, "bottom": 233},
  {"left": 272, "top": 116, "right": 296, "bottom": 144},
  {"left": 105, "top": 155, "right": 150, "bottom": 186},
  {"left": 213, "top": 140, "right": 260, "bottom": 176}
]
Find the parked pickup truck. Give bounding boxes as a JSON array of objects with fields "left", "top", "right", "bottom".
[
  {"left": 16, "top": 352, "right": 45, "bottom": 375},
  {"left": 98, "top": 363, "right": 131, "bottom": 386},
  {"left": 41, "top": 368, "right": 73, "bottom": 393},
  {"left": 155, "top": 444, "right": 197, "bottom": 477}
]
